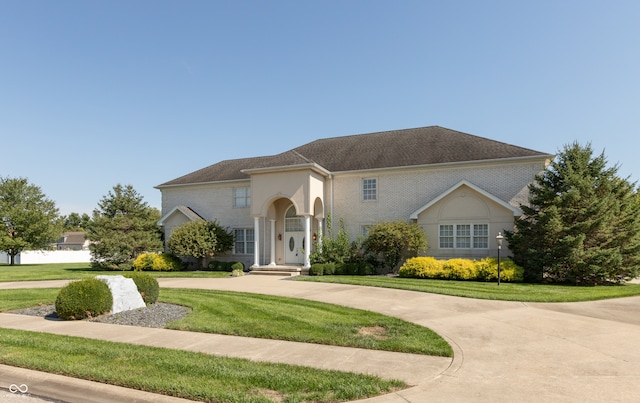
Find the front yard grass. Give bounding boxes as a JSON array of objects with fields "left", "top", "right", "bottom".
[
  {"left": 161, "top": 288, "right": 451, "bottom": 356},
  {"left": 0, "top": 328, "right": 405, "bottom": 402},
  {"left": 0, "top": 287, "right": 451, "bottom": 357},
  {"left": 0, "top": 262, "right": 230, "bottom": 282},
  {"left": 295, "top": 275, "right": 640, "bottom": 302}
]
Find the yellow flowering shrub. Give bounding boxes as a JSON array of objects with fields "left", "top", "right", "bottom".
[{"left": 399, "top": 256, "right": 523, "bottom": 282}]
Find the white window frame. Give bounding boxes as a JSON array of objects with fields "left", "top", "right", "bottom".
[
  {"left": 233, "top": 187, "right": 251, "bottom": 208},
  {"left": 233, "top": 228, "right": 254, "bottom": 254},
  {"left": 439, "top": 224, "right": 489, "bottom": 249},
  {"left": 362, "top": 178, "right": 377, "bottom": 201}
]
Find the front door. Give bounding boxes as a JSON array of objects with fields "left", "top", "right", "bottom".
[
  {"left": 284, "top": 231, "right": 305, "bottom": 264},
  {"left": 284, "top": 205, "right": 306, "bottom": 265}
]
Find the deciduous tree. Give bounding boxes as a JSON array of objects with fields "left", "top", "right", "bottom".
[
  {"left": 167, "top": 219, "right": 234, "bottom": 268},
  {"left": 363, "top": 221, "right": 427, "bottom": 274},
  {"left": 0, "top": 177, "right": 63, "bottom": 265}
]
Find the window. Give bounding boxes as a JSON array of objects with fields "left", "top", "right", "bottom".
[
  {"left": 362, "top": 178, "right": 377, "bottom": 201},
  {"left": 439, "top": 224, "right": 489, "bottom": 249},
  {"left": 361, "top": 225, "right": 372, "bottom": 237},
  {"left": 233, "top": 228, "right": 254, "bottom": 254},
  {"left": 233, "top": 187, "right": 250, "bottom": 208}
]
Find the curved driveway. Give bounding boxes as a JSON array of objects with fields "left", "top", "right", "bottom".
[
  {"left": 158, "top": 276, "right": 640, "bottom": 402},
  {"left": 1, "top": 275, "right": 639, "bottom": 402}
]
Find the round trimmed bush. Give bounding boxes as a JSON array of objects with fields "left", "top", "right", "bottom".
[
  {"left": 55, "top": 278, "right": 113, "bottom": 320},
  {"left": 124, "top": 271, "right": 159, "bottom": 305}
]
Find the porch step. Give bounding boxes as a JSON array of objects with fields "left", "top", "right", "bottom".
[{"left": 249, "top": 266, "right": 304, "bottom": 277}]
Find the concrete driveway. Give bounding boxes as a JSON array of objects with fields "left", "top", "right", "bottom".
[
  {"left": 1, "top": 275, "right": 639, "bottom": 402},
  {"left": 157, "top": 276, "right": 640, "bottom": 402}
]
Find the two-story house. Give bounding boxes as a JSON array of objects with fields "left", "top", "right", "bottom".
[{"left": 156, "top": 126, "right": 552, "bottom": 271}]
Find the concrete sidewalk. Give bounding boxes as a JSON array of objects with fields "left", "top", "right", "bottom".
[{"left": 2, "top": 275, "right": 640, "bottom": 402}]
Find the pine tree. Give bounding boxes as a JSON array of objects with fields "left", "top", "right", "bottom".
[
  {"left": 87, "top": 184, "right": 163, "bottom": 270},
  {"left": 506, "top": 142, "right": 640, "bottom": 285}
]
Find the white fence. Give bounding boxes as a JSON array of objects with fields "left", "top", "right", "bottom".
[{"left": 1, "top": 250, "right": 91, "bottom": 264}]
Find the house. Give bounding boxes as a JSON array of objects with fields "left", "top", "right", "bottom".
[
  {"left": 55, "top": 232, "right": 89, "bottom": 251},
  {"left": 156, "top": 126, "right": 553, "bottom": 270}
]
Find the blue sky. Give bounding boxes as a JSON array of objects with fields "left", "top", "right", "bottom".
[{"left": 1, "top": 1, "right": 639, "bottom": 216}]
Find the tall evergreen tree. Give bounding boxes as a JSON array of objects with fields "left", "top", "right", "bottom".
[
  {"left": 506, "top": 142, "right": 640, "bottom": 285},
  {"left": 0, "top": 177, "right": 64, "bottom": 265},
  {"left": 87, "top": 184, "right": 163, "bottom": 270}
]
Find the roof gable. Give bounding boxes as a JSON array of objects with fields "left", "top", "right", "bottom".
[
  {"left": 158, "top": 126, "right": 550, "bottom": 187},
  {"left": 409, "top": 180, "right": 522, "bottom": 219},
  {"left": 157, "top": 205, "right": 204, "bottom": 226}
]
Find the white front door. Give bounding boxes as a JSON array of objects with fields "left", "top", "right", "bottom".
[{"left": 284, "top": 231, "right": 305, "bottom": 264}]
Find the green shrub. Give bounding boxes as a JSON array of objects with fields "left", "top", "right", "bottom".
[
  {"left": 123, "top": 271, "right": 159, "bottom": 305},
  {"left": 310, "top": 262, "right": 374, "bottom": 276},
  {"left": 133, "top": 253, "right": 182, "bottom": 272},
  {"left": 231, "top": 268, "right": 245, "bottom": 277},
  {"left": 399, "top": 257, "right": 524, "bottom": 282},
  {"left": 231, "top": 262, "right": 244, "bottom": 272},
  {"left": 55, "top": 278, "right": 113, "bottom": 320},
  {"left": 309, "top": 263, "right": 324, "bottom": 276},
  {"left": 207, "top": 261, "right": 243, "bottom": 272}
]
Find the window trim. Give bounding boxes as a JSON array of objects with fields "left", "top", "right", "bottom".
[
  {"left": 233, "top": 187, "right": 251, "bottom": 208},
  {"left": 439, "top": 223, "right": 489, "bottom": 250},
  {"left": 361, "top": 177, "right": 377, "bottom": 201},
  {"left": 233, "top": 228, "right": 254, "bottom": 255}
]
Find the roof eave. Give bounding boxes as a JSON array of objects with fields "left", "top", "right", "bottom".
[{"left": 241, "top": 163, "right": 331, "bottom": 176}]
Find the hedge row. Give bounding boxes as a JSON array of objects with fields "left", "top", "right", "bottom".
[
  {"left": 309, "top": 262, "right": 375, "bottom": 276},
  {"left": 207, "top": 261, "right": 245, "bottom": 272},
  {"left": 398, "top": 256, "right": 524, "bottom": 282}
]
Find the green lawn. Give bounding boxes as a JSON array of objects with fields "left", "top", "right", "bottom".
[
  {"left": 0, "top": 287, "right": 451, "bottom": 357},
  {"left": 0, "top": 328, "right": 405, "bottom": 402},
  {"left": 295, "top": 275, "right": 640, "bottom": 302},
  {"left": 0, "top": 262, "right": 230, "bottom": 282},
  {"left": 161, "top": 288, "right": 451, "bottom": 356}
]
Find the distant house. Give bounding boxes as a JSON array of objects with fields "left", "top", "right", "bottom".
[
  {"left": 55, "top": 232, "right": 89, "bottom": 251},
  {"left": 156, "top": 126, "right": 552, "bottom": 270}
]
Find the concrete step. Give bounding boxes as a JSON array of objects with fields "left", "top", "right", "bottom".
[{"left": 249, "top": 266, "right": 303, "bottom": 276}]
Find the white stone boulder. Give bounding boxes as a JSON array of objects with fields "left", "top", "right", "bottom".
[{"left": 96, "top": 275, "right": 146, "bottom": 314}]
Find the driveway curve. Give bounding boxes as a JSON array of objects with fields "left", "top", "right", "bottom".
[
  {"left": 158, "top": 276, "right": 640, "bottom": 402},
  {"left": 1, "top": 275, "right": 639, "bottom": 402}
]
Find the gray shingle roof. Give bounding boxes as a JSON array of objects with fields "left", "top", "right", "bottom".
[{"left": 158, "top": 126, "right": 549, "bottom": 187}]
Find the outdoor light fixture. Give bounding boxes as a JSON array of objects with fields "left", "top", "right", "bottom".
[
  {"left": 312, "top": 233, "right": 317, "bottom": 241},
  {"left": 278, "top": 234, "right": 282, "bottom": 241},
  {"left": 496, "top": 232, "right": 504, "bottom": 286}
]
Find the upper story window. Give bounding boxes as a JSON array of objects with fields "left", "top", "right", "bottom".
[
  {"left": 362, "top": 178, "right": 377, "bottom": 201},
  {"left": 439, "top": 224, "right": 489, "bottom": 249},
  {"left": 233, "top": 187, "right": 251, "bottom": 208}
]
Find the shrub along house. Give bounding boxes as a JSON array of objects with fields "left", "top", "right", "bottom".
[{"left": 156, "top": 126, "right": 552, "bottom": 272}]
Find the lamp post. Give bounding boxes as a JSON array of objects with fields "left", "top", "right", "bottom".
[{"left": 496, "top": 232, "right": 504, "bottom": 286}]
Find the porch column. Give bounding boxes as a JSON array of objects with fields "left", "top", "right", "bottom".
[
  {"left": 269, "top": 219, "right": 276, "bottom": 266},
  {"left": 317, "top": 218, "right": 324, "bottom": 251},
  {"left": 251, "top": 216, "right": 260, "bottom": 268},
  {"left": 303, "top": 215, "right": 311, "bottom": 268}
]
